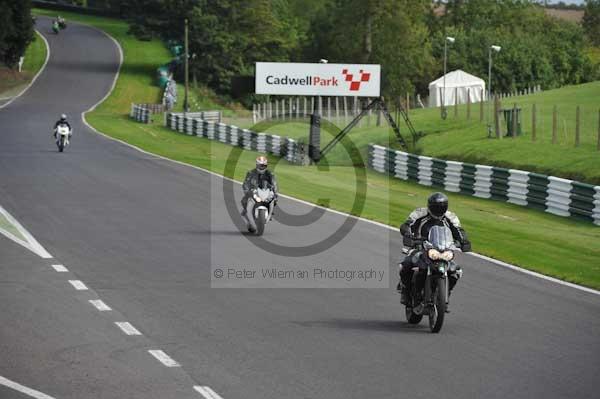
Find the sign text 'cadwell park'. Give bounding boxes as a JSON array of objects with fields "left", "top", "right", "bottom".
[{"left": 255, "top": 62, "right": 381, "bottom": 97}]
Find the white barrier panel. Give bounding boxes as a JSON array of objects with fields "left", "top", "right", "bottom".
[
  {"left": 474, "top": 165, "right": 493, "bottom": 198},
  {"left": 546, "top": 177, "right": 572, "bottom": 217},
  {"left": 507, "top": 169, "right": 530, "bottom": 206}
]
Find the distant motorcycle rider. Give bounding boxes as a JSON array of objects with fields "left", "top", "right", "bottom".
[
  {"left": 398, "top": 192, "right": 471, "bottom": 308},
  {"left": 241, "top": 155, "right": 278, "bottom": 216},
  {"left": 53, "top": 114, "right": 72, "bottom": 139}
]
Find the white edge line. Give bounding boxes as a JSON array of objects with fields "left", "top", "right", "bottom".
[
  {"left": 89, "top": 299, "right": 112, "bottom": 311},
  {"left": 51, "top": 264, "right": 68, "bottom": 272},
  {"left": 68, "top": 280, "right": 88, "bottom": 291},
  {"left": 148, "top": 350, "right": 180, "bottom": 367},
  {"left": 115, "top": 322, "right": 142, "bottom": 336},
  {"left": 0, "top": 205, "right": 52, "bottom": 258},
  {"left": 0, "top": 29, "right": 50, "bottom": 110},
  {"left": 194, "top": 386, "right": 225, "bottom": 399},
  {"left": 77, "top": 22, "right": 600, "bottom": 298},
  {"left": 0, "top": 375, "right": 56, "bottom": 399}
]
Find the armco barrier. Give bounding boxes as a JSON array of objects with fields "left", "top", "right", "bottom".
[
  {"left": 165, "top": 113, "right": 302, "bottom": 164},
  {"left": 130, "top": 104, "right": 151, "bottom": 124},
  {"left": 368, "top": 144, "right": 600, "bottom": 225}
]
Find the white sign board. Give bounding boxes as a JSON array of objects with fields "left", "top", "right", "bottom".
[{"left": 255, "top": 62, "right": 380, "bottom": 97}]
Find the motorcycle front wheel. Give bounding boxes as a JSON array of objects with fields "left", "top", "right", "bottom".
[
  {"left": 428, "top": 278, "right": 446, "bottom": 333},
  {"left": 58, "top": 137, "right": 65, "bottom": 152},
  {"left": 255, "top": 209, "right": 266, "bottom": 236}
]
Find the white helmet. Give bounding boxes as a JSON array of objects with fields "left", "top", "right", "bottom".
[{"left": 256, "top": 155, "right": 268, "bottom": 174}]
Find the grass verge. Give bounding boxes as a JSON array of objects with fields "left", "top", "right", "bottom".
[
  {"left": 0, "top": 30, "right": 47, "bottom": 99},
  {"left": 32, "top": 9, "right": 600, "bottom": 289}
]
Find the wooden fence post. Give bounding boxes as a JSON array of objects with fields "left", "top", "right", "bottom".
[
  {"left": 495, "top": 95, "right": 501, "bottom": 139},
  {"left": 480, "top": 89, "right": 484, "bottom": 122},
  {"left": 406, "top": 92, "right": 410, "bottom": 115},
  {"left": 532, "top": 103, "right": 536, "bottom": 141},
  {"left": 467, "top": 89, "right": 471, "bottom": 119},
  {"left": 597, "top": 108, "right": 600, "bottom": 151},
  {"left": 512, "top": 103, "right": 517, "bottom": 138},
  {"left": 575, "top": 106, "right": 580, "bottom": 147},
  {"left": 454, "top": 87, "right": 458, "bottom": 117},
  {"left": 552, "top": 105, "right": 558, "bottom": 144},
  {"left": 343, "top": 96, "right": 348, "bottom": 122}
]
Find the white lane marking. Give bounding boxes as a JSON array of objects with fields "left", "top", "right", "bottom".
[
  {"left": 0, "top": 375, "right": 56, "bottom": 399},
  {"left": 115, "top": 322, "right": 142, "bottom": 336},
  {"left": 148, "top": 350, "right": 180, "bottom": 367},
  {"left": 0, "top": 30, "right": 50, "bottom": 110},
  {"left": 194, "top": 386, "right": 225, "bottom": 399},
  {"left": 68, "top": 280, "right": 88, "bottom": 290},
  {"left": 77, "top": 20, "right": 600, "bottom": 299},
  {"left": 51, "top": 264, "right": 68, "bottom": 272},
  {"left": 0, "top": 205, "right": 52, "bottom": 259},
  {"left": 89, "top": 299, "right": 111, "bottom": 311}
]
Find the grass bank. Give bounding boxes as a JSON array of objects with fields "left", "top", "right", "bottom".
[
  {"left": 240, "top": 82, "right": 600, "bottom": 184},
  {"left": 32, "top": 9, "right": 600, "bottom": 289},
  {"left": 0, "top": 30, "right": 47, "bottom": 99}
]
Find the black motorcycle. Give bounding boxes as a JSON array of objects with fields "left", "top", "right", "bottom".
[{"left": 403, "top": 225, "right": 458, "bottom": 333}]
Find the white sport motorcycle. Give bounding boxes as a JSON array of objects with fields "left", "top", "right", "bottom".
[
  {"left": 242, "top": 184, "right": 275, "bottom": 236},
  {"left": 54, "top": 123, "right": 71, "bottom": 152}
]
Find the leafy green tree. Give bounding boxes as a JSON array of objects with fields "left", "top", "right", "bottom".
[
  {"left": 306, "top": 0, "right": 436, "bottom": 98},
  {"left": 0, "top": 0, "right": 34, "bottom": 69},
  {"left": 583, "top": 0, "right": 600, "bottom": 46}
]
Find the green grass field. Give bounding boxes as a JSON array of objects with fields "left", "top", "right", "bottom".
[
  {"left": 0, "top": 30, "right": 47, "bottom": 99},
  {"left": 32, "top": 8, "right": 600, "bottom": 289}
]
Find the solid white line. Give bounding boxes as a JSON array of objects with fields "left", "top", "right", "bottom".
[
  {"left": 194, "top": 386, "right": 225, "bottom": 399},
  {"left": 77, "top": 21, "right": 600, "bottom": 298},
  {"left": 0, "top": 30, "right": 50, "bottom": 110},
  {"left": 0, "top": 205, "right": 52, "bottom": 259},
  {"left": 68, "top": 280, "right": 88, "bottom": 290},
  {"left": 89, "top": 299, "right": 111, "bottom": 311},
  {"left": 115, "top": 322, "right": 142, "bottom": 336},
  {"left": 0, "top": 375, "right": 56, "bottom": 399},
  {"left": 148, "top": 350, "right": 180, "bottom": 367},
  {"left": 51, "top": 264, "right": 68, "bottom": 272}
]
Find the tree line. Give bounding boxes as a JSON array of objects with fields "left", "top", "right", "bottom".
[
  {"left": 114, "top": 0, "right": 600, "bottom": 103},
  {"left": 2, "top": 0, "right": 599, "bottom": 105}
]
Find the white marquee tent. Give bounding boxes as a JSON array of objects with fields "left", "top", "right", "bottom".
[{"left": 428, "top": 70, "right": 486, "bottom": 107}]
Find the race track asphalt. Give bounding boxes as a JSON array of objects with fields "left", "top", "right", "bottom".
[{"left": 0, "top": 17, "right": 598, "bottom": 399}]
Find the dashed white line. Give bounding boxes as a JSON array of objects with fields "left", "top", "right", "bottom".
[
  {"left": 51, "top": 264, "right": 68, "bottom": 272},
  {"left": 148, "top": 350, "right": 180, "bottom": 367},
  {"left": 115, "top": 322, "right": 142, "bottom": 336},
  {"left": 68, "top": 280, "right": 88, "bottom": 290},
  {"left": 0, "top": 375, "right": 56, "bottom": 399},
  {"left": 194, "top": 386, "right": 225, "bottom": 399},
  {"left": 89, "top": 299, "right": 112, "bottom": 311}
]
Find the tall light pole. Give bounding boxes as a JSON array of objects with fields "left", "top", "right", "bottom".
[
  {"left": 487, "top": 45, "right": 501, "bottom": 137},
  {"left": 184, "top": 18, "right": 189, "bottom": 114},
  {"left": 442, "top": 36, "right": 455, "bottom": 120},
  {"left": 309, "top": 58, "right": 328, "bottom": 163}
]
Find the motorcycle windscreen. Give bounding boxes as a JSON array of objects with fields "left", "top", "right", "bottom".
[{"left": 427, "top": 225, "right": 454, "bottom": 251}]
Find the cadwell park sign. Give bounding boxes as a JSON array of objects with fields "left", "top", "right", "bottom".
[{"left": 255, "top": 62, "right": 381, "bottom": 97}]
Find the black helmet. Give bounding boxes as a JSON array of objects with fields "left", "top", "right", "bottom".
[{"left": 427, "top": 192, "right": 448, "bottom": 219}]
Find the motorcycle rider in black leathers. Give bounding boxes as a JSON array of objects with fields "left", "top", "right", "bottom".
[
  {"left": 241, "top": 155, "right": 278, "bottom": 217},
  {"left": 398, "top": 192, "right": 471, "bottom": 310},
  {"left": 53, "top": 114, "right": 72, "bottom": 139}
]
